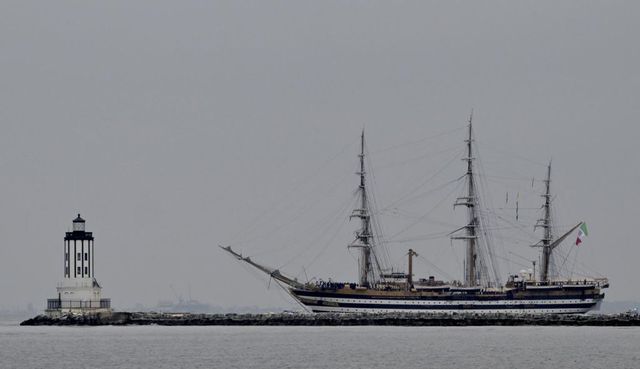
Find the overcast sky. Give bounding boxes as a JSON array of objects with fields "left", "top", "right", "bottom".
[{"left": 1, "top": 1, "right": 639, "bottom": 310}]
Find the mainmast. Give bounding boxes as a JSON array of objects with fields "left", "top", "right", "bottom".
[
  {"left": 536, "top": 162, "right": 554, "bottom": 282},
  {"left": 452, "top": 114, "right": 479, "bottom": 286},
  {"left": 349, "top": 130, "right": 373, "bottom": 286}
]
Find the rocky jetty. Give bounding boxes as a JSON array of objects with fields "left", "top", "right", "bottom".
[{"left": 20, "top": 311, "right": 640, "bottom": 326}]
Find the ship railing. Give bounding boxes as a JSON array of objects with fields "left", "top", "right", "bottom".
[
  {"left": 593, "top": 277, "right": 609, "bottom": 287},
  {"left": 525, "top": 278, "right": 608, "bottom": 288}
]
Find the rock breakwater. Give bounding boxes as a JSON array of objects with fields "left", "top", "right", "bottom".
[{"left": 20, "top": 312, "right": 640, "bottom": 326}]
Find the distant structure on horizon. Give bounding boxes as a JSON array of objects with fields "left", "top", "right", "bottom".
[{"left": 46, "top": 214, "right": 111, "bottom": 315}]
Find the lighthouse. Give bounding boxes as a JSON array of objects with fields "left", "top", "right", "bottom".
[{"left": 46, "top": 214, "right": 111, "bottom": 315}]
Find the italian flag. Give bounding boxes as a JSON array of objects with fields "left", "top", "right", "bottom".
[{"left": 576, "top": 222, "right": 588, "bottom": 246}]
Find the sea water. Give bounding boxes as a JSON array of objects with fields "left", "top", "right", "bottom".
[{"left": 1, "top": 322, "right": 638, "bottom": 369}]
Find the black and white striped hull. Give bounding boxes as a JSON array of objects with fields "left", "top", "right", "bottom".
[{"left": 292, "top": 290, "right": 603, "bottom": 314}]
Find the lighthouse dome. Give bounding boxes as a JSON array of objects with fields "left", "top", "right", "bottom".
[{"left": 73, "top": 214, "right": 85, "bottom": 232}]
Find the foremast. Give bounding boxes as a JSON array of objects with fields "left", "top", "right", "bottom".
[
  {"left": 349, "top": 130, "right": 375, "bottom": 286},
  {"left": 452, "top": 114, "right": 479, "bottom": 287}
]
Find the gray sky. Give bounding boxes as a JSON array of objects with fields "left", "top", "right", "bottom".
[{"left": 1, "top": 1, "right": 639, "bottom": 310}]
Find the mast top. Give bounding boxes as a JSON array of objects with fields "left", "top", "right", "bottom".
[
  {"left": 464, "top": 112, "right": 475, "bottom": 161},
  {"left": 546, "top": 159, "right": 552, "bottom": 178}
]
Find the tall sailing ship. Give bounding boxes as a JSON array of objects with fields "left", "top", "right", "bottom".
[{"left": 222, "top": 118, "right": 608, "bottom": 314}]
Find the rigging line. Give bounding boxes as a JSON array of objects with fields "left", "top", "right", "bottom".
[
  {"left": 387, "top": 233, "right": 452, "bottom": 243},
  {"left": 389, "top": 253, "right": 405, "bottom": 272},
  {"left": 478, "top": 213, "right": 536, "bottom": 236},
  {"left": 273, "top": 280, "right": 308, "bottom": 312},
  {"left": 493, "top": 235, "right": 541, "bottom": 245},
  {"left": 554, "top": 243, "right": 603, "bottom": 278},
  {"left": 291, "top": 188, "right": 358, "bottom": 242},
  {"left": 415, "top": 255, "right": 455, "bottom": 281},
  {"left": 481, "top": 208, "right": 539, "bottom": 219},
  {"left": 484, "top": 210, "right": 538, "bottom": 240},
  {"left": 388, "top": 179, "right": 464, "bottom": 240},
  {"left": 570, "top": 247, "right": 581, "bottom": 279},
  {"left": 372, "top": 145, "right": 461, "bottom": 171},
  {"left": 388, "top": 228, "right": 452, "bottom": 242},
  {"left": 473, "top": 224, "right": 538, "bottom": 231},
  {"left": 478, "top": 173, "right": 545, "bottom": 182},
  {"left": 240, "top": 170, "right": 355, "bottom": 253},
  {"left": 571, "top": 257, "right": 605, "bottom": 278},
  {"left": 379, "top": 210, "right": 459, "bottom": 229},
  {"left": 556, "top": 246, "right": 574, "bottom": 276},
  {"left": 381, "top": 151, "right": 464, "bottom": 211},
  {"left": 508, "top": 251, "right": 536, "bottom": 264},
  {"left": 475, "top": 141, "right": 548, "bottom": 167},
  {"left": 285, "top": 193, "right": 359, "bottom": 267},
  {"left": 492, "top": 207, "right": 540, "bottom": 210},
  {"left": 473, "top": 134, "right": 505, "bottom": 286},
  {"left": 552, "top": 247, "right": 573, "bottom": 279},
  {"left": 478, "top": 228, "right": 536, "bottom": 236},
  {"left": 370, "top": 125, "right": 466, "bottom": 155},
  {"left": 364, "top": 142, "right": 393, "bottom": 271},
  {"left": 483, "top": 177, "right": 541, "bottom": 196},
  {"left": 478, "top": 159, "right": 545, "bottom": 186},
  {"left": 270, "top": 191, "right": 359, "bottom": 265},
  {"left": 237, "top": 260, "right": 276, "bottom": 290},
  {"left": 493, "top": 254, "right": 531, "bottom": 269},
  {"left": 226, "top": 137, "right": 359, "bottom": 245},
  {"left": 384, "top": 176, "right": 464, "bottom": 211},
  {"left": 572, "top": 261, "right": 604, "bottom": 279},
  {"left": 449, "top": 238, "right": 462, "bottom": 280}
]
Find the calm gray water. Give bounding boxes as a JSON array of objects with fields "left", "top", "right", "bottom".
[{"left": 1, "top": 322, "right": 639, "bottom": 369}]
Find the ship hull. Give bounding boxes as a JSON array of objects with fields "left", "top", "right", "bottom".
[{"left": 291, "top": 288, "right": 604, "bottom": 314}]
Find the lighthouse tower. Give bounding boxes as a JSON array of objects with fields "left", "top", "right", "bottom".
[{"left": 46, "top": 214, "right": 111, "bottom": 315}]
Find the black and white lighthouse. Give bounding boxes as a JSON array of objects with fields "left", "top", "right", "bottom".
[{"left": 46, "top": 214, "right": 111, "bottom": 315}]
